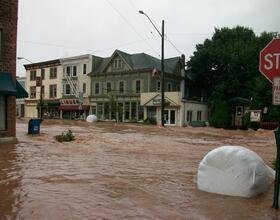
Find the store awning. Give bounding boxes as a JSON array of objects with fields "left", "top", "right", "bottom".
[
  {"left": 15, "top": 80, "right": 28, "bottom": 98},
  {"left": 0, "top": 72, "right": 28, "bottom": 98},
  {"left": 59, "top": 105, "right": 90, "bottom": 111}
]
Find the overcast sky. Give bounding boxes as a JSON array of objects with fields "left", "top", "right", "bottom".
[{"left": 16, "top": 0, "right": 280, "bottom": 76}]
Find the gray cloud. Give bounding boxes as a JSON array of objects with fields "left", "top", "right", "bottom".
[{"left": 17, "top": 0, "right": 280, "bottom": 76}]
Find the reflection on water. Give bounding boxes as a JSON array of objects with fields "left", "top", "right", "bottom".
[{"left": 0, "top": 119, "right": 279, "bottom": 219}]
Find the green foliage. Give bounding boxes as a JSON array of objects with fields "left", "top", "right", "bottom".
[
  {"left": 187, "top": 26, "right": 280, "bottom": 127},
  {"left": 55, "top": 130, "right": 75, "bottom": 142},
  {"left": 143, "top": 117, "right": 157, "bottom": 125},
  {"left": 243, "top": 112, "right": 250, "bottom": 129},
  {"left": 210, "top": 100, "right": 231, "bottom": 128}
]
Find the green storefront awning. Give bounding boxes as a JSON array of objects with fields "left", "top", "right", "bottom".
[
  {"left": 15, "top": 80, "right": 28, "bottom": 98},
  {"left": 0, "top": 72, "right": 28, "bottom": 98}
]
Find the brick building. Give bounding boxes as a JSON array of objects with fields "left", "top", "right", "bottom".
[{"left": 0, "top": 0, "right": 27, "bottom": 142}]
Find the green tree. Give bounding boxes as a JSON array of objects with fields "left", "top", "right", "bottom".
[{"left": 187, "top": 26, "right": 280, "bottom": 127}]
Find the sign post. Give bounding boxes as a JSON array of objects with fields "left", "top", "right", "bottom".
[{"left": 259, "top": 38, "right": 280, "bottom": 209}]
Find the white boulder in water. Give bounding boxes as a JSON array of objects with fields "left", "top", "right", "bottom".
[
  {"left": 197, "top": 146, "right": 274, "bottom": 198},
  {"left": 86, "top": 115, "right": 97, "bottom": 123}
]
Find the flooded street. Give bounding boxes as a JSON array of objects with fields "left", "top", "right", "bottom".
[{"left": 0, "top": 119, "right": 279, "bottom": 220}]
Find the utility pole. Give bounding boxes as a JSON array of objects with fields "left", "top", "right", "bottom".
[
  {"left": 139, "top": 10, "right": 165, "bottom": 126},
  {"left": 40, "top": 72, "right": 43, "bottom": 120},
  {"left": 161, "top": 20, "right": 165, "bottom": 127}
]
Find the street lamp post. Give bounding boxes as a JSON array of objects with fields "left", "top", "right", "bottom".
[
  {"left": 139, "top": 10, "right": 165, "bottom": 127},
  {"left": 17, "top": 57, "right": 43, "bottom": 120}
]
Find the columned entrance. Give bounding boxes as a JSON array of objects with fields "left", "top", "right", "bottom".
[{"left": 164, "top": 109, "right": 176, "bottom": 125}]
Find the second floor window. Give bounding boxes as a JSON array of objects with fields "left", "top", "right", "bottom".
[
  {"left": 119, "top": 81, "right": 124, "bottom": 94},
  {"left": 41, "top": 69, "right": 45, "bottom": 80},
  {"left": 30, "top": 70, "right": 36, "bottom": 81},
  {"left": 65, "top": 65, "right": 77, "bottom": 77},
  {"left": 73, "top": 66, "right": 77, "bottom": 76},
  {"left": 136, "top": 80, "right": 141, "bottom": 94},
  {"left": 95, "top": 83, "right": 100, "bottom": 94},
  {"left": 49, "top": 84, "right": 57, "bottom": 98},
  {"left": 50, "top": 67, "right": 57, "bottom": 79},
  {"left": 65, "top": 84, "right": 71, "bottom": 95},
  {"left": 83, "top": 64, "right": 87, "bottom": 74},
  {"left": 107, "top": 82, "right": 112, "bottom": 93},
  {"left": 30, "top": 86, "right": 36, "bottom": 98},
  {"left": 66, "top": 66, "right": 71, "bottom": 76}
]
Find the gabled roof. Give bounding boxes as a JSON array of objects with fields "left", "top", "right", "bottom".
[{"left": 95, "top": 49, "right": 181, "bottom": 74}]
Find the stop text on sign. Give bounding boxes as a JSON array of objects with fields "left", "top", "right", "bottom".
[{"left": 264, "top": 53, "right": 280, "bottom": 70}]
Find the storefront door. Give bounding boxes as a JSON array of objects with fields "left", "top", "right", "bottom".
[{"left": 164, "top": 109, "right": 176, "bottom": 125}]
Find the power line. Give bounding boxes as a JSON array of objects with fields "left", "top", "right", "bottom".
[
  {"left": 18, "top": 37, "right": 157, "bottom": 55},
  {"left": 104, "top": 0, "right": 160, "bottom": 57}
]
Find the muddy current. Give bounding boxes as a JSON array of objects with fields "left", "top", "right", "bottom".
[{"left": 0, "top": 119, "right": 279, "bottom": 220}]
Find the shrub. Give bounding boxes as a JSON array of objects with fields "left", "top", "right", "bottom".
[
  {"left": 55, "top": 130, "right": 75, "bottom": 142},
  {"left": 143, "top": 117, "right": 157, "bottom": 125},
  {"left": 210, "top": 100, "right": 231, "bottom": 128}
]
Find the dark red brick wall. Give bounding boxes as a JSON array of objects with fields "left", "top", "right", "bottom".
[{"left": 0, "top": 0, "right": 18, "bottom": 138}]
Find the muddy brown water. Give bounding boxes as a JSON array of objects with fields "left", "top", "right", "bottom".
[{"left": 0, "top": 119, "right": 279, "bottom": 220}]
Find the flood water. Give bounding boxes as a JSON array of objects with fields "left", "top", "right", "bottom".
[{"left": 0, "top": 119, "right": 280, "bottom": 220}]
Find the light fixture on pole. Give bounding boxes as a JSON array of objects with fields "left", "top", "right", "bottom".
[
  {"left": 139, "top": 10, "right": 165, "bottom": 127},
  {"left": 18, "top": 57, "right": 43, "bottom": 120}
]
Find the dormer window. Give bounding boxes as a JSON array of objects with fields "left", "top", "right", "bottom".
[{"left": 113, "top": 58, "right": 123, "bottom": 69}]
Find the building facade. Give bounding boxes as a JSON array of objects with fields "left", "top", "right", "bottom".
[
  {"left": 16, "top": 76, "right": 26, "bottom": 117},
  {"left": 59, "top": 54, "right": 92, "bottom": 119},
  {"left": 88, "top": 50, "right": 183, "bottom": 122},
  {"left": 24, "top": 59, "right": 63, "bottom": 118},
  {"left": 141, "top": 92, "right": 208, "bottom": 126},
  {"left": 0, "top": 0, "right": 27, "bottom": 142}
]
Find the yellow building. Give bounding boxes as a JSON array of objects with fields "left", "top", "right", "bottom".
[{"left": 24, "top": 59, "right": 63, "bottom": 118}]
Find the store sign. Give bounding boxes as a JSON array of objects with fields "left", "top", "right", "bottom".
[
  {"left": 250, "top": 111, "right": 261, "bottom": 122},
  {"left": 152, "top": 99, "right": 170, "bottom": 106},
  {"left": 273, "top": 77, "right": 280, "bottom": 105}
]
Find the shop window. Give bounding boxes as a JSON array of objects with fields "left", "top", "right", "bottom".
[
  {"left": 147, "top": 106, "right": 157, "bottom": 119},
  {"left": 197, "top": 111, "right": 202, "bottom": 121},
  {"left": 0, "top": 96, "right": 6, "bottom": 130},
  {"left": 187, "top": 110, "right": 193, "bottom": 122}
]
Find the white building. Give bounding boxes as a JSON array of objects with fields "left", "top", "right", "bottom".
[{"left": 59, "top": 54, "right": 93, "bottom": 119}]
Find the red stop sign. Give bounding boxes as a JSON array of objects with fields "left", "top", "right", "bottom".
[{"left": 259, "top": 38, "right": 280, "bottom": 82}]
